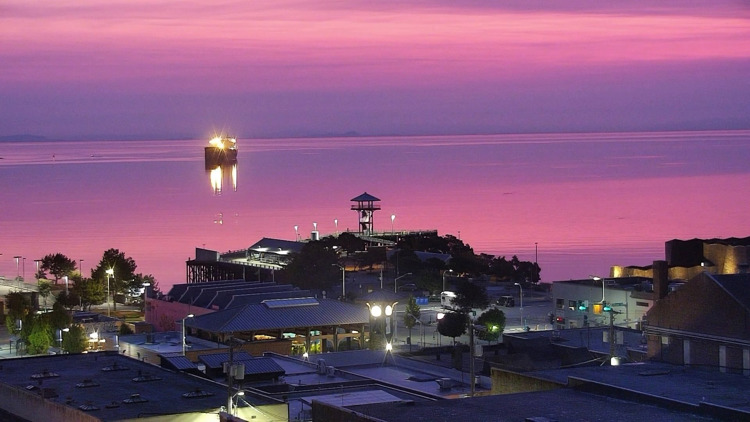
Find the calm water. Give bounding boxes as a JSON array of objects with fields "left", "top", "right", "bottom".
[{"left": 1, "top": 130, "right": 749, "bottom": 289}]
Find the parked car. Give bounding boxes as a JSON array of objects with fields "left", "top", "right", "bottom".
[
  {"left": 398, "top": 283, "right": 418, "bottom": 292},
  {"left": 497, "top": 295, "right": 515, "bottom": 307}
]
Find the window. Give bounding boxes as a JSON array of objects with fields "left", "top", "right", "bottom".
[
  {"left": 636, "top": 301, "right": 649, "bottom": 307},
  {"left": 568, "top": 300, "right": 577, "bottom": 310},
  {"left": 556, "top": 298, "right": 564, "bottom": 310}
]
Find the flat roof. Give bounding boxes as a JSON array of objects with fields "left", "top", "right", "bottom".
[{"left": 0, "top": 352, "right": 277, "bottom": 420}]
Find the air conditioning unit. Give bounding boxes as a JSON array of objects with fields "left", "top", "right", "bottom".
[
  {"left": 436, "top": 378, "right": 453, "bottom": 390},
  {"left": 317, "top": 359, "right": 327, "bottom": 374}
]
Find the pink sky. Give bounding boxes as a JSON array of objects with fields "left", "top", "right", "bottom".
[{"left": 1, "top": 1, "right": 749, "bottom": 139}]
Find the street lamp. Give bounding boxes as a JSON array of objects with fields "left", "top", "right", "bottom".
[
  {"left": 390, "top": 214, "right": 395, "bottom": 235},
  {"left": 13, "top": 256, "right": 21, "bottom": 278},
  {"left": 294, "top": 225, "right": 299, "bottom": 241},
  {"left": 79, "top": 259, "right": 84, "bottom": 277},
  {"left": 442, "top": 269, "right": 454, "bottom": 292},
  {"left": 142, "top": 282, "right": 151, "bottom": 324},
  {"left": 182, "top": 314, "right": 194, "bottom": 355},
  {"left": 333, "top": 264, "right": 346, "bottom": 299},
  {"left": 394, "top": 272, "right": 412, "bottom": 293},
  {"left": 334, "top": 218, "right": 338, "bottom": 236},
  {"left": 105, "top": 268, "right": 114, "bottom": 317},
  {"left": 514, "top": 282, "right": 524, "bottom": 329}
]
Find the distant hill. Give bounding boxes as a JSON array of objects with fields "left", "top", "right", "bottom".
[{"left": 0, "top": 134, "right": 47, "bottom": 141}]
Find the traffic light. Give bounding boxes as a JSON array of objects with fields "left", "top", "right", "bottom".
[
  {"left": 592, "top": 303, "right": 603, "bottom": 314},
  {"left": 578, "top": 300, "right": 589, "bottom": 311},
  {"left": 603, "top": 303, "right": 612, "bottom": 312},
  {"left": 555, "top": 316, "right": 565, "bottom": 324}
]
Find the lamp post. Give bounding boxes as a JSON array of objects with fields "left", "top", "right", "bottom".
[
  {"left": 333, "top": 264, "right": 345, "bottom": 299},
  {"left": 442, "top": 269, "right": 454, "bottom": 292},
  {"left": 394, "top": 272, "right": 412, "bottom": 293},
  {"left": 105, "top": 268, "right": 114, "bottom": 317},
  {"left": 13, "top": 256, "right": 21, "bottom": 278},
  {"left": 22, "top": 257, "right": 26, "bottom": 280},
  {"left": 534, "top": 242, "right": 538, "bottom": 284},
  {"left": 390, "top": 214, "right": 395, "bottom": 235},
  {"left": 514, "top": 282, "right": 524, "bottom": 329},
  {"left": 79, "top": 259, "right": 84, "bottom": 277},
  {"left": 142, "top": 282, "right": 151, "bottom": 324},
  {"left": 294, "top": 225, "right": 299, "bottom": 241},
  {"left": 182, "top": 314, "right": 194, "bottom": 356},
  {"left": 334, "top": 218, "right": 338, "bottom": 236}
]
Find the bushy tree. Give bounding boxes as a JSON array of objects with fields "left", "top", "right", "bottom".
[
  {"left": 40, "top": 253, "right": 77, "bottom": 284},
  {"left": 453, "top": 282, "right": 490, "bottom": 313},
  {"left": 61, "top": 324, "right": 88, "bottom": 354},
  {"left": 278, "top": 241, "right": 339, "bottom": 291},
  {"left": 91, "top": 249, "right": 137, "bottom": 312},
  {"left": 437, "top": 311, "right": 466, "bottom": 342},
  {"left": 37, "top": 280, "right": 52, "bottom": 310},
  {"left": 26, "top": 317, "right": 52, "bottom": 355},
  {"left": 4, "top": 292, "right": 31, "bottom": 333},
  {"left": 476, "top": 308, "right": 506, "bottom": 343},
  {"left": 72, "top": 277, "right": 105, "bottom": 311}
]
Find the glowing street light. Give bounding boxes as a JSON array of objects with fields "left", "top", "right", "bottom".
[
  {"left": 182, "top": 314, "right": 194, "bottom": 356},
  {"left": 105, "top": 268, "right": 114, "bottom": 317},
  {"left": 390, "top": 214, "right": 395, "bottom": 235},
  {"left": 442, "top": 269, "right": 454, "bottom": 292},
  {"left": 294, "top": 225, "right": 299, "bottom": 241}
]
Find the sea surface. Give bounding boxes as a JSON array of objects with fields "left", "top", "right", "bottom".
[{"left": 1, "top": 130, "right": 749, "bottom": 290}]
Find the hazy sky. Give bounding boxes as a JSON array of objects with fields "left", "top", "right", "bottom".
[{"left": 2, "top": 1, "right": 749, "bottom": 139}]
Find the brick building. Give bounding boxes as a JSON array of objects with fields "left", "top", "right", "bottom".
[{"left": 645, "top": 271, "right": 750, "bottom": 374}]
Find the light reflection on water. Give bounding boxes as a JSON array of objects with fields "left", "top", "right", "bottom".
[{"left": 0, "top": 130, "right": 748, "bottom": 289}]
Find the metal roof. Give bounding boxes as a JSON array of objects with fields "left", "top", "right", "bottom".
[
  {"left": 247, "top": 237, "right": 304, "bottom": 254},
  {"left": 186, "top": 298, "right": 370, "bottom": 333},
  {"left": 199, "top": 351, "right": 254, "bottom": 369},
  {"left": 351, "top": 192, "right": 380, "bottom": 202}
]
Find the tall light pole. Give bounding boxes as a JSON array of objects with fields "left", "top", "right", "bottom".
[
  {"left": 34, "top": 259, "right": 41, "bottom": 278},
  {"left": 390, "top": 214, "right": 395, "bottom": 235},
  {"left": 142, "top": 282, "right": 151, "bottom": 324},
  {"left": 182, "top": 314, "right": 194, "bottom": 356},
  {"left": 294, "top": 225, "right": 299, "bottom": 241},
  {"left": 334, "top": 218, "right": 338, "bottom": 236},
  {"left": 79, "top": 259, "right": 84, "bottom": 277},
  {"left": 13, "top": 256, "right": 21, "bottom": 278},
  {"left": 105, "top": 268, "right": 114, "bottom": 317},
  {"left": 442, "top": 269, "right": 454, "bottom": 292},
  {"left": 534, "top": 242, "right": 538, "bottom": 284},
  {"left": 514, "top": 282, "right": 524, "bottom": 329},
  {"left": 394, "top": 272, "right": 412, "bottom": 293},
  {"left": 22, "top": 257, "right": 26, "bottom": 280},
  {"left": 333, "top": 264, "right": 345, "bottom": 299}
]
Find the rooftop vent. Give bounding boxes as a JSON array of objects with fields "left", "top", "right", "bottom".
[
  {"left": 105, "top": 401, "right": 120, "bottom": 409},
  {"left": 76, "top": 379, "right": 100, "bottom": 388},
  {"left": 78, "top": 402, "right": 99, "bottom": 411},
  {"left": 123, "top": 393, "right": 148, "bottom": 404},
  {"left": 133, "top": 372, "right": 162, "bottom": 383},
  {"left": 102, "top": 362, "right": 129, "bottom": 372},
  {"left": 182, "top": 389, "right": 215, "bottom": 399},
  {"left": 31, "top": 369, "right": 59, "bottom": 379}
]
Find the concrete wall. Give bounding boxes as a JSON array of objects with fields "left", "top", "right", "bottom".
[
  {"left": 490, "top": 368, "right": 564, "bottom": 395},
  {"left": 0, "top": 382, "right": 100, "bottom": 422}
]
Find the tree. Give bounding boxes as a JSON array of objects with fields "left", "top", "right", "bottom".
[
  {"left": 91, "top": 249, "right": 137, "bottom": 312},
  {"left": 61, "top": 324, "right": 88, "bottom": 354},
  {"left": 4, "top": 292, "right": 31, "bottom": 334},
  {"left": 40, "top": 253, "right": 77, "bottom": 285},
  {"left": 403, "top": 296, "right": 421, "bottom": 351},
  {"left": 26, "top": 316, "right": 52, "bottom": 355},
  {"left": 38, "top": 280, "right": 52, "bottom": 311},
  {"left": 48, "top": 301, "right": 72, "bottom": 331},
  {"left": 437, "top": 311, "right": 466, "bottom": 343},
  {"left": 278, "top": 241, "right": 339, "bottom": 291},
  {"left": 476, "top": 308, "right": 506, "bottom": 343},
  {"left": 453, "top": 282, "right": 490, "bottom": 314},
  {"left": 72, "top": 277, "right": 105, "bottom": 311},
  {"left": 56, "top": 289, "right": 82, "bottom": 311}
]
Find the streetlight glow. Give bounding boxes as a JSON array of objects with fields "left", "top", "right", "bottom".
[
  {"left": 370, "top": 305, "right": 382, "bottom": 318},
  {"left": 105, "top": 268, "right": 114, "bottom": 317},
  {"left": 182, "top": 314, "right": 194, "bottom": 356}
]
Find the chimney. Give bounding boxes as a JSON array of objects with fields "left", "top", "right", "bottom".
[{"left": 653, "top": 260, "right": 669, "bottom": 301}]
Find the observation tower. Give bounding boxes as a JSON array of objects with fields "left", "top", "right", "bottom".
[{"left": 351, "top": 192, "right": 381, "bottom": 235}]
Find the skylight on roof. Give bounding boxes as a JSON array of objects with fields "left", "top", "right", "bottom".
[{"left": 262, "top": 297, "right": 319, "bottom": 309}]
